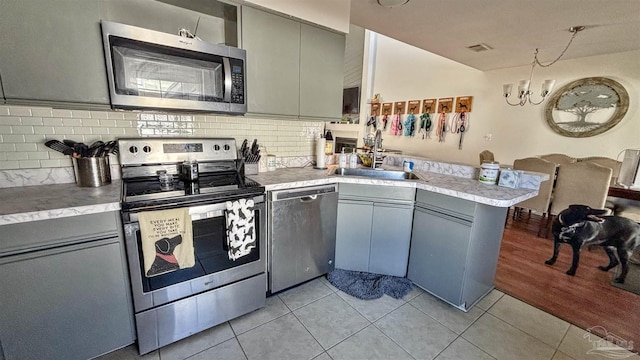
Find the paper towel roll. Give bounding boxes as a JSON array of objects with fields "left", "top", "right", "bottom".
[{"left": 316, "top": 138, "right": 326, "bottom": 169}]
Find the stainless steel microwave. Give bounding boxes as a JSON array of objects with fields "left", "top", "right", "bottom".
[{"left": 100, "top": 21, "right": 246, "bottom": 114}]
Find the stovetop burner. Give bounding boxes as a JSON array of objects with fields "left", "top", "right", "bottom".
[{"left": 118, "top": 138, "right": 265, "bottom": 211}]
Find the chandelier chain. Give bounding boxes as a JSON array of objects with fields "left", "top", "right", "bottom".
[{"left": 534, "top": 27, "right": 581, "bottom": 68}]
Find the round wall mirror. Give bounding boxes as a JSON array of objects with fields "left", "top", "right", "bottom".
[{"left": 544, "top": 77, "right": 629, "bottom": 137}]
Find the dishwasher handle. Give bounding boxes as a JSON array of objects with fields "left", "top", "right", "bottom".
[{"left": 299, "top": 194, "right": 318, "bottom": 202}]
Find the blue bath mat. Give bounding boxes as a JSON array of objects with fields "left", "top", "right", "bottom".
[{"left": 327, "top": 268, "right": 413, "bottom": 300}]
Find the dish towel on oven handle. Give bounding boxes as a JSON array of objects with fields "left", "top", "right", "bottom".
[
  {"left": 138, "top": 207, "right": 195, "bottom": 277},
  {"left": 225, "top": 198, "right": 256, "bottom": 261}
]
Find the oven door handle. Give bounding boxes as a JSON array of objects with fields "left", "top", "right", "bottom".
[{"left": 189, "top": 202, "right": 227, "bottom": 221}]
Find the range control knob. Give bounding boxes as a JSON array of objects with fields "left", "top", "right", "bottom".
[
  {"left": 143, "top": 145, "right": 152, "bottom": 153},
  {"left": 223, "top": 144, "right": 231, "bottom": 151},
  {"left": 213, "top": 144, "right": 221, "bottom": 151},
  {"left": 129, "top": 146, "right": 139, "bottom": 154}
]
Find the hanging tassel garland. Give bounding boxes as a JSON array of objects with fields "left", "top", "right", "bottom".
[
  {"left": 390, "top": 114, "right": 402, "bottom": 135},
  {"left": 382, "top": 114, "right": 389, "bottom": 130},
  {"left": 404, "top": 113, "right": 416, "bottom": 136}
]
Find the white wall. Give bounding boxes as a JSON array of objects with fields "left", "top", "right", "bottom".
[{"left": 365, "top": 34, "right": 640, "bottom": 166}]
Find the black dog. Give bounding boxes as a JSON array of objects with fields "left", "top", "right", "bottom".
[
  {"left": 545, "top": 205, "right": 640, "bottom": 283},
  {"left": 147, "top": 235, "right": 183, "bottom": 277},
  {"left": 558, "top": 218, "right": 640, "bottom": 283}
]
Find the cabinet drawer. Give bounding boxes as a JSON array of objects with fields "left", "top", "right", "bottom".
[
  {"left": 415, "top": 190, "right": 476, "bottom": 219},
  {"left": 339, "top": 184, "right": 415, "bottom": 202},
  {"left": 0, "top": 212, "right": 120, "bottom": 256}
]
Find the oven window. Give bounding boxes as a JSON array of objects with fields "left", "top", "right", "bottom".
[{"left": 137, "top": 213, "right": 260, "bottom": 292}]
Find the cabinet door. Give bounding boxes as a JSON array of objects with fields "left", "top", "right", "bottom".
[
  {"left": 0, "top": 239, "right": 134, "bottom": 360},
  {"left": 242, "top": 6, "right": 300, "bottom": 116},
  {"left": 408, "top": 208, "right": 472, "bottom": 306},
  {"left": 299, "top": 24, "right": 345, "bottom": 119},
  {"left": 0, "top": 0, "right": 109, "bottom": 105},
  {"left": 369, "top": 203, "right": 413, "bottom": 277},
  {"left": 335, "top": 200, "right": 373, "bottom": 272},
  {"left": 100, "top": 0, "right": 231, "bottom": 46}
]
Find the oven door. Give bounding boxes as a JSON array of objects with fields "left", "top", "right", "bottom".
[{"left": 122, "top": 195, "right": 265, "bottom": 312}]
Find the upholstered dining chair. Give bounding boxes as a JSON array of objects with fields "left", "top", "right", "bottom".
[
  {"left": 578, "top": 157, "right": 622, "bottom": 185},
  {"left": 540, "top": 153, "right": 577, "bottom": 165},
  {"left": 546, "top": 162, "right": 613, "bottom": 237},
  {"left": 479, "top": 150, "right": 494, "bottom": 165},
  {"left": 512, "top": 157, "right": 557, "bottom": 236}
]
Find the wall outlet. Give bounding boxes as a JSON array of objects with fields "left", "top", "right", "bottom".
[{"left": 484, "top": 133, "right": 492, "bottom": 141}]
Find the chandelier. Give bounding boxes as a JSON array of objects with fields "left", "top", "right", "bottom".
[{"left": 503, "top": 26, "right": 585, "bottom": 106}]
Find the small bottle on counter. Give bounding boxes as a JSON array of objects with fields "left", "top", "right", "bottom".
[
  {"left": 339, "top": 148, "right": 347, "bottom": 168},
  {"left": 349, "top": 149, "right": 358, "bottom": 168}
]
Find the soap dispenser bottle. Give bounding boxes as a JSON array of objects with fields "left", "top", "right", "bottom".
[
  {"left": 339, "top": 148, "right": 347, "bottom": 168},
  {"left": 349, "top": 149, "right": 358, "bottom": 168}
]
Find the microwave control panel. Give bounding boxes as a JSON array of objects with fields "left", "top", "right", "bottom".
[{"left": 230, "top": 58, "right": 245, "bottom": 104}]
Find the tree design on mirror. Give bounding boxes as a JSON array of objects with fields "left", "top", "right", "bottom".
[{"left": 545, "top": 77, "right": 629, "bottom": 137}]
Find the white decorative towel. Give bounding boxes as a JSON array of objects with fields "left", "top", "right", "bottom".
[
  {"left": 138, "top": 208, "right": 194, "bottom": 277},
  {"left": 225, "top": 198, "right": 256, "bottom": 261}
]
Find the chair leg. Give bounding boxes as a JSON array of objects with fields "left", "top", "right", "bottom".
[
  {"left": 537, "top": 213, "right": 547, "bottom": 237},
  {"left": 544, "top": 214, "right": 555, "bottom": 239}
]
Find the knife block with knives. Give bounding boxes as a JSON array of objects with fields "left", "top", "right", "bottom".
[{"left": 239, "top": 139, "right": 261, "bottom": 175}]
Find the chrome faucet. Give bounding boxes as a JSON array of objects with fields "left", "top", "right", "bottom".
[{"left": 371, "top": 129, "right": 382, "bottom": 169}]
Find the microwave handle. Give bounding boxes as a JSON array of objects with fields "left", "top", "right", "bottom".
[{"left": 223, "top": 57, "right": 231, "bottom": 103}]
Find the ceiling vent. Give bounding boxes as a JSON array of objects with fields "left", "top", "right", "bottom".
[{"left": 467, "top": 43, "right": 493, "bottom": 52}]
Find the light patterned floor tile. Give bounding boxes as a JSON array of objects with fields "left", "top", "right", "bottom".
[
  {"left": 474, "top": 289, "right": 504, "bottom": 311},
  {"left": 551, "top": 350, "right": 576, "bottom": 360},
  {"left": 237, "top": 313, "right": 323, "bottom": 360},
  {"left": 95, "top": 344, "right": 159, "bottom": 360},
  {"left": 557, "top": 325, "right": 640, "bottom": 360},
  {"left": 337, "top": 291, "right": 406, "bottom": 322},
  {"left": 375, "top": 303, "right": 457, "bottom": 359},
  {"left": 462, "top": 313, "right": 556, "bottom": 360},
  {"left": 434, "top": 337, "right": 496, "bottom": 360},
  {"left": 159, "top": 323, "right": 235, "bottom": 360},
  {"left": 186, "top": 338, "right": 247, "bottom": 360},
  {"left": 294, "top": 293, "right": 370, "bottom": 349},
  {"left": 230, "top": 295, "right": 291, "bottom": 335},
  {"left": 327, "top": 325, "right": 414, "bottom": 360},
  {"left": 488, "top": 295, "right": 570, "bottom": 348},
  {"left": 409, "top": 293, "right": 484, "bottom": 334},
  {"left": 278, "top": 278, "right": 334, "bottom": 310}
]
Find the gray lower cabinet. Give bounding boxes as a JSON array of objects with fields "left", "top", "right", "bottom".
[
  {"left": 335, "top": 184, "right": 414, "bottom": 277},
  {"left": 242, "top": 6, "right": 345, "bottom": 120},
  {"left": 0, "top": 212, "right": 134, "bottom": 360},
  {"left": 407, "top": 190, "right": 508, "bottom": 311}
]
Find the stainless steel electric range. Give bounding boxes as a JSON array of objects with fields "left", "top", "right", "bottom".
[{"left": 118, "top": 138, "right": 266, "bottom": 354}]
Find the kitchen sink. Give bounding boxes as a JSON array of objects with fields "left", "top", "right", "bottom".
[{"left": 332, "top": 167, "right": 420, "bottom": 180}]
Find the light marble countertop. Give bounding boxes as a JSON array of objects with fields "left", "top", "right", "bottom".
[
  {"left": 0, "top": 164, "right": 539, "bottom": 225},
  {"left": 0, "top": 181, "right": 121, "bottom": 225},
  {"left": 248, "top": 165, "right": 538, "bottom": 208}
]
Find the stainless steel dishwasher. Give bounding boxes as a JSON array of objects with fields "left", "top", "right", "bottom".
[{"left": 268, "top": 184, "right": 338, "bottom": 293}]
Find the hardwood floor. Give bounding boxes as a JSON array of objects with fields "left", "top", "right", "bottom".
[{"left": 495, "top": 209, "right": 640, "bottom": 352}]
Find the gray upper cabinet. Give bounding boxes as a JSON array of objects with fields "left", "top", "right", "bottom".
[
  {"left": 242, "top": 6, "right": 300, "bottom": 116},
  {"left": 242, "top": 6, "right": 345, "bottom": 120},
  {"left": 300, "top": 24, "right": 345, "bottom": 119},
  {"left": 0, "top": 0, "right": 109, "bottom": 106}
]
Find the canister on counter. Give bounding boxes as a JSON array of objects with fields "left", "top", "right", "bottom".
[
  {"left": 479, "top": 162, "right": 500, "bottom": 185},
  {"left": 267, "top": 154, "right": 277, "bottom": 171}
]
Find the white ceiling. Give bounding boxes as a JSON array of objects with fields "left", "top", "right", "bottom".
[{"left": 350, "top": 0, "right": 640, "bottom": 71}]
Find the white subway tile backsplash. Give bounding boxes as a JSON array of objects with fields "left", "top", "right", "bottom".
[
  {"left": 11, "top": 126, "right": 34, "bottom": 134},
  {"left": 21, "top": 117, "right": 44, "bottom": 126},
  {"left": 71, "top": 110, "right": 92, "bottom": 118},
  {"left": 8, "top": 106, "right": 32, "bottom": 116},
  {"left": 2, "top": 116, "right": 22, "bottom": 125},
  {"left": 52, "top": 109, "right": 73, "bottom": 118},
  {"left": 31, "top": 108, "right": 53, "bottom": 117},
  {"left": 15, "top": 143, "right": 38, "bottom": 152},
  {"left": 1, "top": 105, "right": 325, "bottom": 171},
  {"left": 81, "top": 119, "right": 100, "bottom": 127},
  {"left": 19, "top": 160, "right": 41, "bottom": 168},
  {"left": 62, "top": 118, "right": 82, "bottom": 127}
]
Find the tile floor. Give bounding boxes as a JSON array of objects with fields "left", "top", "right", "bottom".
[{"left": 98, "top": 277, "right": 640, "bottom": 360}]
